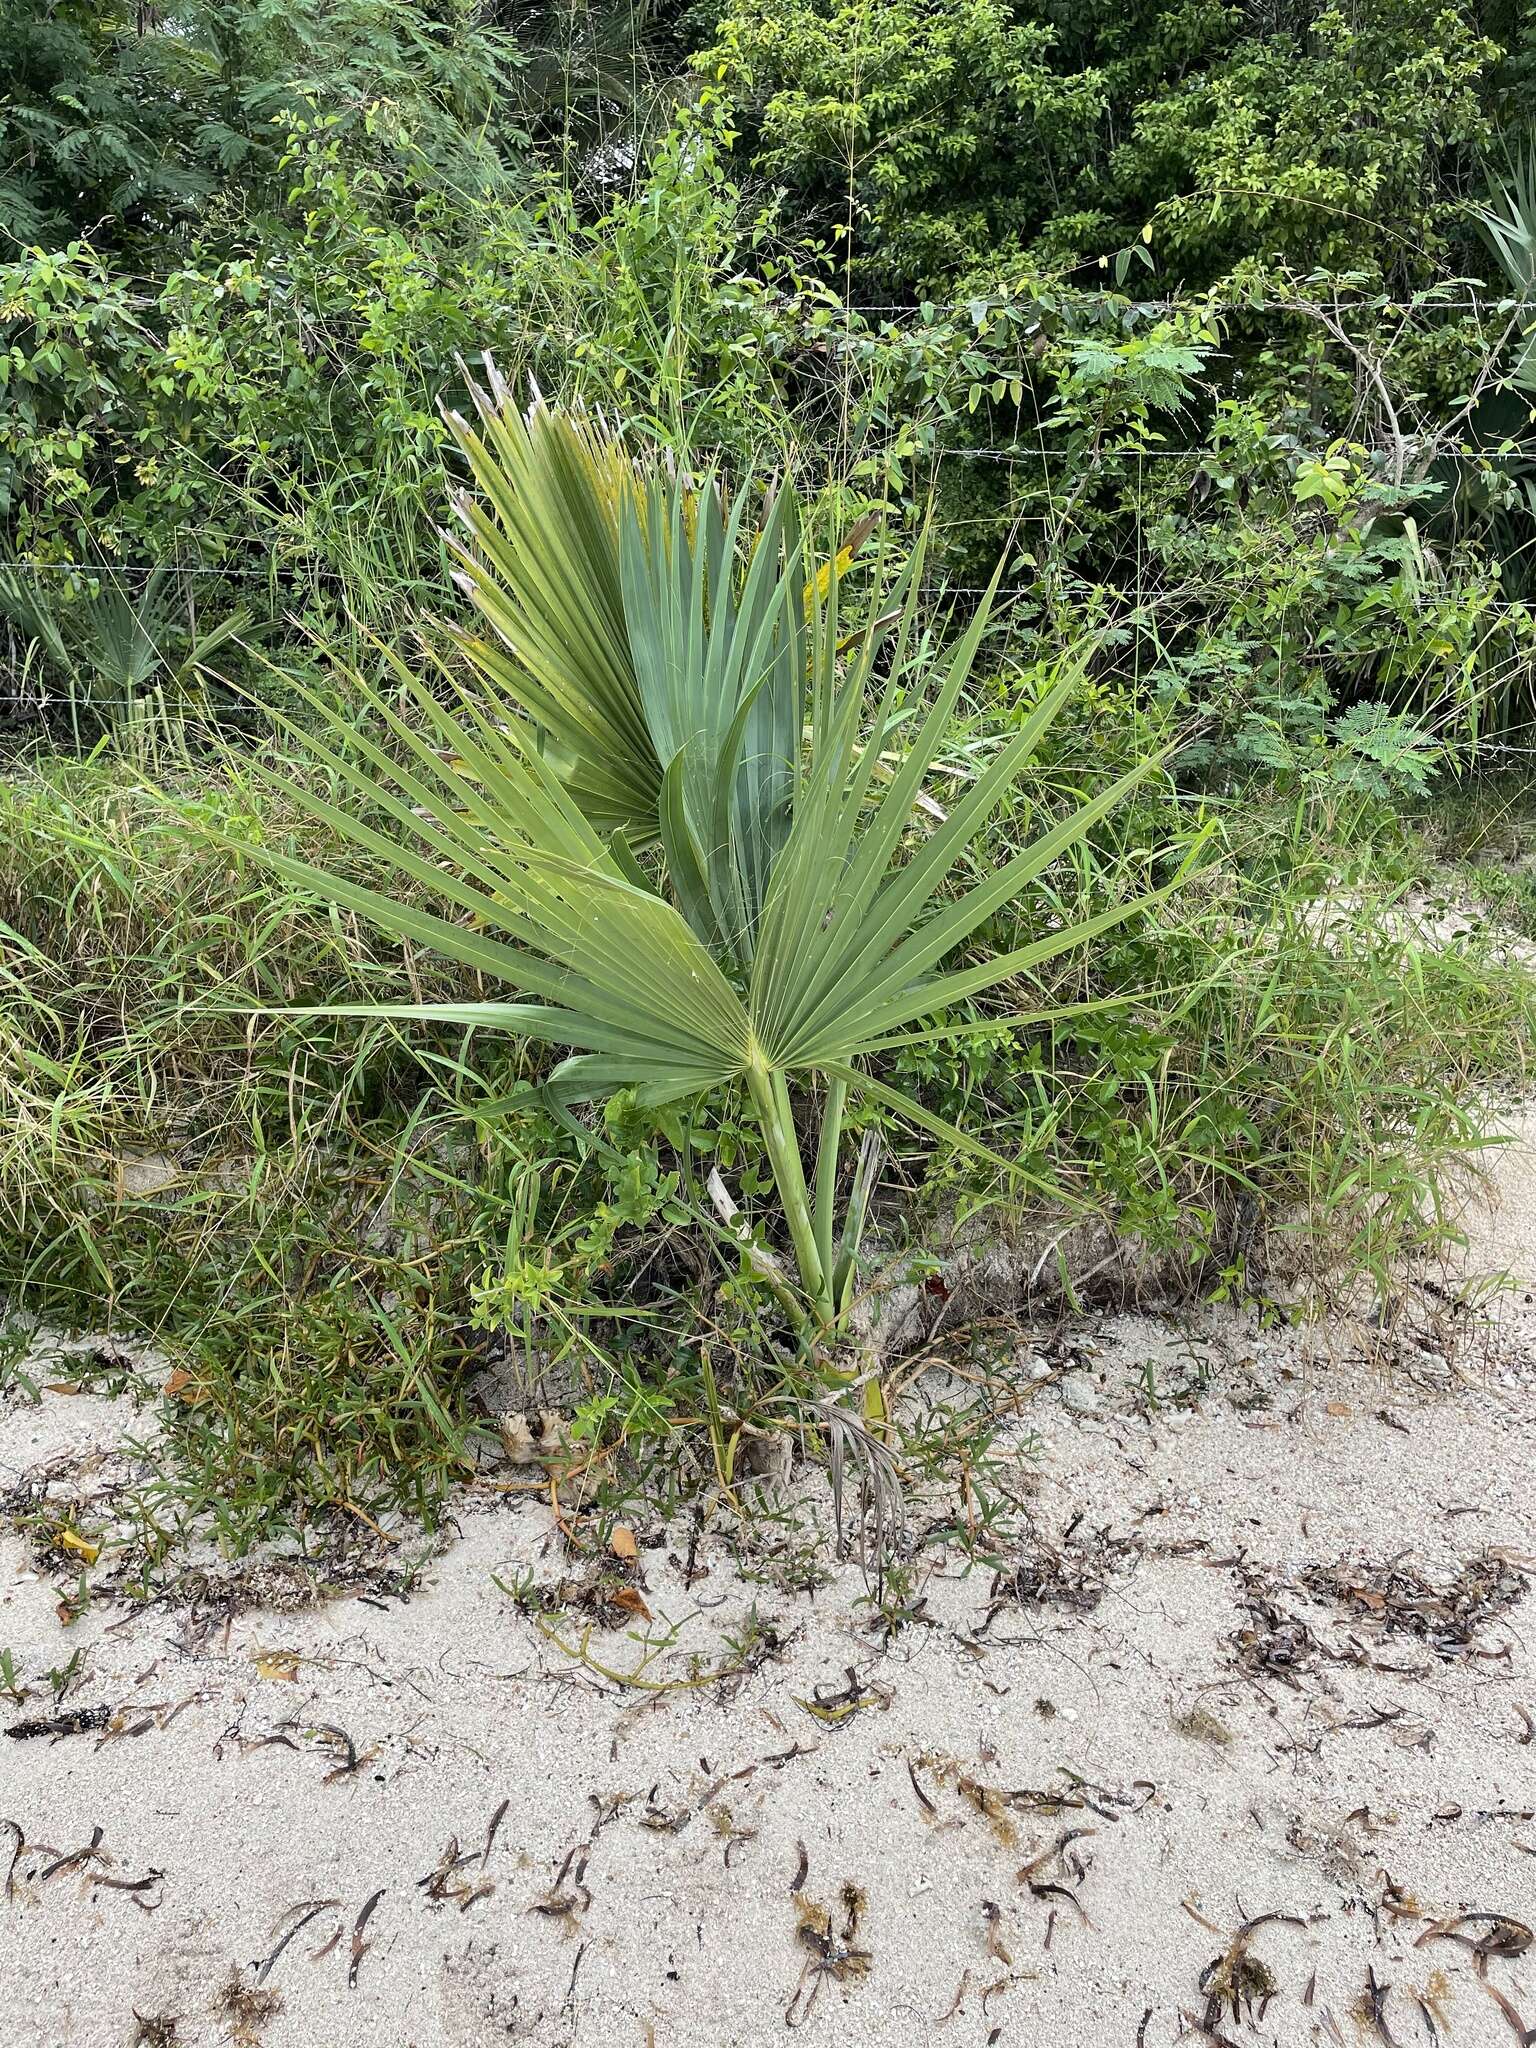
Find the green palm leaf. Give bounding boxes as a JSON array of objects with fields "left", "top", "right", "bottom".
[
  {"left": 443, "top": 369, "right": 867, "bottom": 904},
  {"left": 443, "top": 375, "right": 657, "bottom": 835},
  {"left": 245, "top": 407, "right": 1182, "bottom": 1344}
]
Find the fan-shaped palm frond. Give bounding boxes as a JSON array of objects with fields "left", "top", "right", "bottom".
[
  {"left": 1473, "top": 150, "right": 1536, "bottom": 308},
  {"left": 253, "top": 466, "right": 1179, "bottom": 1351},
  {"left": 443, "top": 372, "right": 653, "bottom": 834},
  {"left": 440, "top": 370, "right": 875, "bottom": 876}
]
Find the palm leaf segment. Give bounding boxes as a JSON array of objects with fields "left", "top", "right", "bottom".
[{"left": 444, "top": 372, "right": 653, "bottom": 835}]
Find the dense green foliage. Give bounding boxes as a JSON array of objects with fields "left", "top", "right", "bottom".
[
  {"left": 4, "top": 1, "right": 1535, "bottom": 760},
  {"left": 704, "top": 0, "right": 1501, "bottom": 290},
  {"left": 2, "top": 0, "right": 1535, "bottom": 1551},
  {"left": 0, "top": 0, "right": 522, "bottom": 246}
]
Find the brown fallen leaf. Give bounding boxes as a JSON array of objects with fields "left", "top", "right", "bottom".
[
  {"left": 1325, "top": 1401, "right": 1353, "bottom": 1417},
  {"left": 610, "top": 1525, "right": 638, "bottom": 1564},
  {"left": 610, "top": 1586, "right": 651, "bottom": 1621},
  {"left": 252, "top": 1650, "right": 302, "bottom": 1683},
  {"left": 161, "top": 1367, "right": 208, "bottom": 1404},
  {"left": 498, "top": 1408, "right": 568, "bottom": 1466},
  {"left": 1482, "top": 1979, "right": 1535, "bottom": 2046}
]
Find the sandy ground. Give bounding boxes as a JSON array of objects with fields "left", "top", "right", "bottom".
[{"left": 3, "top": 1138, "right": 1536, "bottom": 2047}]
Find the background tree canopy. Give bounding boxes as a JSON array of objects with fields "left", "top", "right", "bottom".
[
  {"left": 0, "top": 0, "right": 524, "bottom": 247},
  {"left": 1, "top": 0, "right": 1534, "bottom": 754},
  {"left": 700, "top": 0, "right": 1516, "bottom": 291}
]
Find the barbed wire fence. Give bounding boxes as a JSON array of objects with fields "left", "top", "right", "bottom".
[{"left": 1, "top": 286, "right": 1534, "bottom": 739}]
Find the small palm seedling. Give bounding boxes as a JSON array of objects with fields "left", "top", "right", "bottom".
[
  {"left": 246, "top": 381, "right": 1184, "bottom": 1412},
  {"left": 0, "top": 562, "right": 250, "bottom": 763}
]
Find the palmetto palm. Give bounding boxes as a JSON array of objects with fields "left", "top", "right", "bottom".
[{"left": 256, "top": 379, "right": 1175, "bottom": 1362}]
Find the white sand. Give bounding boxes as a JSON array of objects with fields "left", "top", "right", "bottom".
[{"left": 3, "top": 1136, "right": 1535, "bottom": 2047}]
